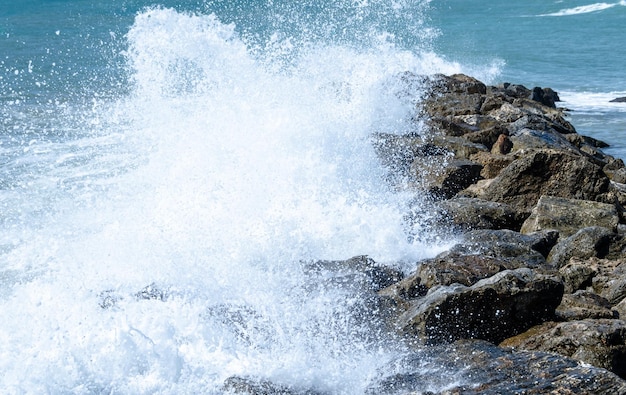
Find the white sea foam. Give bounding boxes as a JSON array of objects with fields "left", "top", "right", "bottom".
[
  {"left": 538, "top": 2, "right": 618, "bottom": 16},
  {"left": 0, "top": 5, "right": 485, "bottom": 393}
]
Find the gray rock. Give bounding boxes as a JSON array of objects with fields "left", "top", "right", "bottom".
[
  {"left": 547, "top": 226, "right": 618, "bottom": 268},
  {"left": 223, "top": 376, "right": 324, "bottom": 395},
  {"left": 501, "top": 319, "right": 626, "bottom": 379},
  {"left": 555, "top": 290, "right": 617, "bottom": 321},
  {"left": 521, "top": 195, "right": 619, "bottom": 238},
  {"left": 435, "top": 197, "right": 529, "bottom": 231},
  {"left": 366, "top": 339, "right": 626, "bottom": 394},
  {"left": 610, "top": 97, "right": 626, "bottom": 103},
  {"left": 396, "top": 268, "right": 563, "bottom": 344},
  {"left": 480, "top": 149, "right": 610, "bottom": 211},
  {"left": 592, "top": 260, "right": 626, "bottom": 305},
  {"left": 559, "top": 258, "right": 597, "bottom": 293}
]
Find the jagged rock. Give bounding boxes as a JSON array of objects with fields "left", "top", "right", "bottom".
[
  {"left": 480, "top": 149, "right": 610, "bottom": 211},
  {"left": 531, "top": 86, "right": 560, "bottom": 108},
  {"left": 463, "top": 228, "right": 559, "bottom": 258},
  {"left": 435, "top": 197, "right": 529, "bottom": 231},
  {"left": 555, "top": 290, "right": 617, "bottom": 321},
  {"left": 304, "top": 255, "right": 404, "bottom": 292},
  {"left": 366, "top": 339, "right": 626, "bottom": 394},
  {"left": 592, "top": 259, "right": 626, "bottom": 305},
  {"left": 501, "top": 319, "right": 626, "bottom": 379},
  {"left": 508, "top": 127, "right": 580, "bottom": 154},
  {"left": 135, "top": 283, "right": 166, "bottom": 301},
  {"left": 395, "top": 268, "right": 563, "bottom": 344},
  {"left": 222, "top": 376, "right": 323, "bottom": 395},
  {"left": 559, "top": 258, "right": 597, "bottom": 293},
  {"left": 521, "top": 195, "right": 620, "bottom": 238},
  {"left": 615, "top": 298, "right": 626, "bottom": 318},
  {"left": 468, "top": 151, "right": 515, "bottom": 179},
  {"left": 547, "top": 226, "right": 620, "bottom": 268},
  {"left": 490, "top": 133, "right": 513, "bottom": 155},
  {"left": 412, "top": 158, "right": 482, "bottom": 199}
]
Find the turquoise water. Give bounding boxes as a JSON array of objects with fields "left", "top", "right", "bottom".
[{"left": 1, "top": 1, "right": 625, "bottom": 392}]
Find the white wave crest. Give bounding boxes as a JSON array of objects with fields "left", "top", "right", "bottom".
[{"left": 538, "top": 2, "right": 618, "bottom": 16}]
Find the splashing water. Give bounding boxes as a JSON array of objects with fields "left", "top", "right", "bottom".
[{"left": 0, "top": 2, "right": 476, "bottom": 393}]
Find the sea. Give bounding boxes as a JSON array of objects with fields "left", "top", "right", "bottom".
[{"left": 1, "top": 0, "right": 624, "bottom": 393}]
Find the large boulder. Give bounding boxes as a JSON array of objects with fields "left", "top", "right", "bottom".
[
  {"left": 521, "top": 195, "right": 620, "bottom": 238},
  {"left": 555, "top": 290, "right": 617, "bottom": 321},
  {"left": 435, "top": 197, "right": 529, "bottom": 231},
  {"left": 395, "top": 268, "right": 563, "bottom": 344},
  {"left": 501, "top": 319, "right": 626, "bottom": 379},
  {"left": 366, "top": 339, "right": 626, "bottom": 394},
  {"left": 547, "top": 226, "right": 620, "bottom": 268},
  {"left": 480, "top": 149, "right": 610, "bottom": 211}
]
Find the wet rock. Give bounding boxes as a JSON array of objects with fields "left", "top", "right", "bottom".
[
  {"left": 222, "top": 376, "right": 323, "bottom": 395},
  {"left": 547, "top": 226, "right": 618, "bottom": 268},
  {"left": 435, "top": 197, "right": 529, "bottom": 231},
  {"left": 462, "top": 228, "right": 559, "bottom": 258},
  {"left": 396, "top": 268, "right": 563, "bottom": 344},
  {"left": 521, "top": 195, "right": 619, "bottom": 238},
  {"left": 413, "top": 158, "right": 482, "bottom": 200},
  {"left": 610, "top": 97, "right": 626, "bottom": 103},
  {"left": 555, "top": 290, "right": 617, "bottom": 321},
  {"left": 135, "top": 283, "right": 166, "bottom": 301},
  {"left": 530, "top": 86, "right": 560, "bottom": 108},
  {"left": 501, "top": 319, "right": 626, "bottom": 379},
  {"left": 366, "top": 339, "right": 626, "bottom": 394},
  {"left": 304, "top": 255, "right": 404, "bottom": 292},
  {"left": 480, "top": 149, "right": 610, "bottom": 211}
]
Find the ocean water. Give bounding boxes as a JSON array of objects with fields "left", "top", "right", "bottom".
[{"left": 1, "top": 0, "right": 625, "bottom": 393}]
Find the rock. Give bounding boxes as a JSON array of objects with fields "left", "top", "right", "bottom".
[
  {"left": 530, "top": 86, "right": 560, "bottom": 108},
  {"left": 431, "top": 134, "right": 488, "bottom": 159},
  {"left": 501, "top": 319, "right": 626, "bottom": 379},
  {"left": 547, "top": 226, "right": 618, "bottom": 268},
  {"left": 459, "top": 228, "right": 557, "bottom": 261},
  {"left": 135, "top": 283, "right": 166, "bottom": 301},
  {"left": 532, "top": 86, "right": 560, "bottom": 107},
  {"left": 559, "top": 258, "right": 597, "bottom": 293},
  {"left": 412, "top": 158, "right": 482, "bottom": 199},
  {"left": 222, "top": 376, "right": 323, "bottom": 395},
  {"left": 490, "top": 133, "right": 513, "bottom": 154},
  {"left": 521, "top": 195, "right": 620, "bottom": 238},
  {"left": 469, "top": 151, "right": 515, "bottom": 179},
  {"left": 508, "top": 127, "right": 579, "bottom": 154},
  {"left": 610, "top": 97, "right": 626, "bottom": 103},
  {"left": 435, "top": 197, "right": 529, "bottom": 231},
  {"left": 592, "top": 259, "right": 626, "bottom": 305},
  {"left": 555, "top": 290, "right": 617, "bottom": 321},
  {"left": 616, "top": 298, "right": 626, "bottom": 318},
  {"left": 365, "top": 339, "right": 626, "bottom": 394},
  {"left": 304, "top": 255, "right": 405, "bottom": 292},
  {"left": 480, "top": 149, "right": 610, "bottom": 211},
  {"left": 396, "top": 268, "right": 563, "bottom": 344}
]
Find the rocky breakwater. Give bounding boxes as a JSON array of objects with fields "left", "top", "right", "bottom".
[
  {"left": 224, "top": 74, "right": 626, "bottom": 394},
  {"left": 373, "top": 74, "right": 626, "bottom": 393}
]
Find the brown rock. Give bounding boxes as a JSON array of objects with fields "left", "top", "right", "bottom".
[
  {"left": 555, "top": 290, "right": 617, "bottom": 321},
  {"left": 396, "top": 268, "right": 563, "bottom": 344},
  {"left": 521, "top": 195, "right": 619, "bottom": 238},
  {"left": 501, "top": 319, "right": 626, "bottom": 379},
  {"left": 490, "top": 133, "right": 513, "bottom": 155},
  {"left": 481, "top": 149, "right": 610, "bottom": 211}
]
